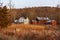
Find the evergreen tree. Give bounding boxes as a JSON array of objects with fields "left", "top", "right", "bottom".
[{"left": 0, "top": 6, "right": 11, "bottom": 28}]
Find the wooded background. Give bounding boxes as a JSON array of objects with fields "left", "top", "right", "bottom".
[{"left": 10, "top": 7, "right": 60, "bottom": 24}]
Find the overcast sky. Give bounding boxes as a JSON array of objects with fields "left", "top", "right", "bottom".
[{"left": 1, "top": 0, "right": 60, "bottom": 8}]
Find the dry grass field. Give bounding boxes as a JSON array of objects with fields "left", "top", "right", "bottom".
[{"left": 0, "top": 24, "right": 60, "bottom": 40}]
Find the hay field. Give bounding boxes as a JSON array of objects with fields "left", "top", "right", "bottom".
[{"left": 0, "top": 24, "right": 60, "bottom": 40}]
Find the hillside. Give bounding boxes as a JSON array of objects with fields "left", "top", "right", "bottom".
[{"left": 10, "top": 7, "right": 60, "bottom": 24}]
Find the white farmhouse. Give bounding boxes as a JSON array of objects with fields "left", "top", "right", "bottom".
[
  {"left": 19, "top": 17, "right": 25, "bottom": 24},
  {"left": 24, "top": 17, "right": 30, "bottom": 24}
]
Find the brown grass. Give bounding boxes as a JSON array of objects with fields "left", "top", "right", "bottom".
[
  {"left": 0, "top": 24, "right": 60, "bottom": 40},
  {"left": 8, "top": 24, "right": 45, "bottom": 30}
]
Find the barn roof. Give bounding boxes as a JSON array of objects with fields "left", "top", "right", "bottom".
[{"left": 36, "top": 17, "right": 50, "bottom": 20}]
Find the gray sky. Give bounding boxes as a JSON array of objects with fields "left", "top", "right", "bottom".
[{"left": 1, "top": 0, "right": 60, "bottom": 8}]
